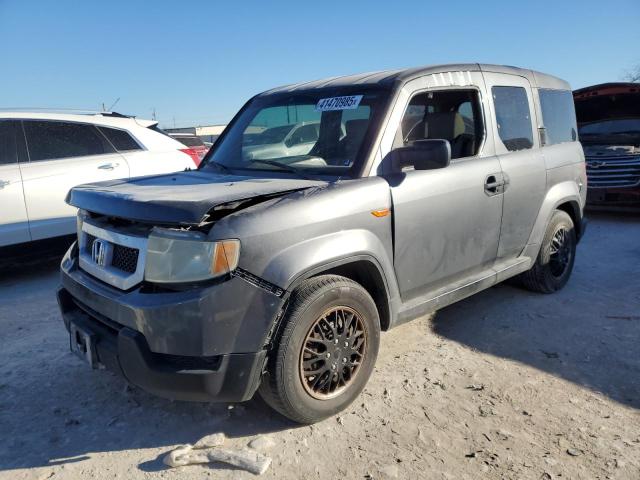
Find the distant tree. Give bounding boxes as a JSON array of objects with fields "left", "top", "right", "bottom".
[{"left": 623, "top": 64, "right": 640, "bottom": 82}]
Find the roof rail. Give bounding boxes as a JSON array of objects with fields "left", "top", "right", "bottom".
[{"left": 0, "top": 107, "right": 134, "bottom": 118}]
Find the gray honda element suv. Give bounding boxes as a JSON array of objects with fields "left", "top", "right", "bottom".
[{"left": 58, "top": 64, "right": 587, "bottom": 423}]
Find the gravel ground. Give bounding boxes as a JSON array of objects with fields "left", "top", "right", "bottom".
[{"left": 0, "top": 213, "right": 638, "bottom": 480}]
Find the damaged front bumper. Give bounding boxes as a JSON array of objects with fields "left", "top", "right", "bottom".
[{"left": 58, "top": 242, "right": 285, "bottom": 402}]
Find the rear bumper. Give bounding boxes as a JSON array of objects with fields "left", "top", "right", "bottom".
[{"left": 57, "top": 287, "right": 266, "bottom": 402}]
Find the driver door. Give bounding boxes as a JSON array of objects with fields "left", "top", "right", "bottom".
[{"left": 380, "top": 78, "right": 504, "bottom": 302}]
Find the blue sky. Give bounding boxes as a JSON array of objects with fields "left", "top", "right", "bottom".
[{"left": 0, "top": 0, "right": 638, "bottom": 128}]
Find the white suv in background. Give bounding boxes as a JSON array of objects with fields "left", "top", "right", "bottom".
[{"left": 0, "top": 111, "right": 196, "bottom": 248}]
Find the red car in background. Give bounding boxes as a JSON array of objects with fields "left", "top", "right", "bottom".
[
  {"left": 168, "top": 133, "right": 209, "bottom": 166},
  {"left": 574, "top": 83, "right": 640, "bottom": 210}
]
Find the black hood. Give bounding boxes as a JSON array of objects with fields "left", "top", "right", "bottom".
[
  {"left": 574, "top": 83, "right": 640, "bottom": 124},
  {"left": 66, "top": 170, "right": 326, "bottom": 225}
]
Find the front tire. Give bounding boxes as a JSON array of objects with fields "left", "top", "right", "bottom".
[
  {"left": 259, "top": 275, "right": 380, "bottom": 424},
  {"left": 520, "top": 209, "right": 576, "bottom": 293}
]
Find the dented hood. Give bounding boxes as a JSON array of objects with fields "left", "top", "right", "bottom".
[{"left": 66, "top": 170, "right": 326, "bottom": 225}]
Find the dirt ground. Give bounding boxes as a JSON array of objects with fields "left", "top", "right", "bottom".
[{"left": 0, "top": 213, "right": 638, "bottom": 480}]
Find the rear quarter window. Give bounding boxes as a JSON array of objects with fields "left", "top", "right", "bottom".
[
  {"left": 538, "top": 89, "right": 577, "bottom": 145},
  {"left": 492, "top": 86, "right": 534, "bottom": 151},
  {"left": 98, "top": 126, "right": 142, "bottom": 151}
]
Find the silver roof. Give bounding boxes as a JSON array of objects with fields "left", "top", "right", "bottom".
[{"left": 260, "top": 63, "right": 571, "bottom": 96}]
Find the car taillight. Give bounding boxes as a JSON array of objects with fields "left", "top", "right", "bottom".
[{"left": 180, "top": 148, "right": 201, "bottom": 166}]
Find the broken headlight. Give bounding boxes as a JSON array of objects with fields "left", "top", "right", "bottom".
[{"left": 144, "top": 229, "right": 240, "bottom": 283}]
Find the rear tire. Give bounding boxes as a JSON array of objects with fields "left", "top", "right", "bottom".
[
  {"left": 259, "top": 275, "right": 380, "bottom": 424},
  {"left": 519, "top": 210, "right": 576, "bottom": 294}
]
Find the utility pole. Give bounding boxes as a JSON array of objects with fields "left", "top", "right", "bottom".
[{"left": 151, "top": 108, "right": 157, "bottom": 121}]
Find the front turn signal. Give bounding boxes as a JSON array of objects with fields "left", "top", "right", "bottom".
[{"left": 371, "top": 208, "right": 391, "bottom": 218}]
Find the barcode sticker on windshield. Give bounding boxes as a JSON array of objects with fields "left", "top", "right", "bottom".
[{"left": 315, "top": 95, "right": 363, "bottom": 111}]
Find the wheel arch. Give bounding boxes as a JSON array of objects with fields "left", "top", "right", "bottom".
[
  {"left": 556, "top": 199, "right": 584, "bottom": 241},
  {"left": 287, "top": 255, "right": 393, "bottom": 332},
  {"left": 525, "top": 181, "right": 584, "bottom": 252}
]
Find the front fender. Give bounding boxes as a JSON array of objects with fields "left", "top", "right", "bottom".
[
  {"left": 263, "top": 229, "right": 398, "bottom": 297},
  {"left": 210, "top": 177, "right": 400, "bottom": 325},
  {"left": 262, "top": 229, "right": 401, "bottom": 331}
]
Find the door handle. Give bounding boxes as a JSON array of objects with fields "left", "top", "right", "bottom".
[
  {"left": 0, "top": 180, "right": 9, "bottom": 189},
  {"left": 98, "top": 162, "right": 119, "bottom": 170},
  {"left": 484, "top": 174, "right": 505, "bottom": 196}
]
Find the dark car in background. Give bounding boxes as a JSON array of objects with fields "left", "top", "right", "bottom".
[
  {"left": 574, "top": 83, "right": 640, "bottom": 210},
  {"left": 168, "top": 133, "right": 209, "bottom": 165}
]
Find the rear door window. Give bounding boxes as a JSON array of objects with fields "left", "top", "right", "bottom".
[
  {"left": 23, "top": 120, "right": 115, "bottom": 161},
  {"left": 538, "top": 89, "right": 577, "bottom": 145},
  {"left": 98, "top": 126, "right": 142, "bottom": 151},
  {"left": 492, "top": 86, "right": 534, "bottom": 151}
]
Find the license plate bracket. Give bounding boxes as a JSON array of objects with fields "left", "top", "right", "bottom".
[{"left": 70, "top": 324, "right": 98, "bottom": 369}]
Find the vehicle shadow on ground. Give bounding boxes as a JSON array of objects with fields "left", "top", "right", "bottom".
[
  {"left": 432, "top": 212, "right": 640, "bottom": 411},
  {"left": 1, "top": 363, "right": 300, "bottom": 473},
  {"left": 0, "top": 257, "right": 302, "bottom": 474},
  {"left": 0, "top": 235, "right": 72, "bottom": 279}
]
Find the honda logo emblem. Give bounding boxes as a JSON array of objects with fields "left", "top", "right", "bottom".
[{"left": 91, "top": 239, "right": 108, "bottom": 267}]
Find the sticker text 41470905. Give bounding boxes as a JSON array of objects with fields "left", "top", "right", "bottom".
[{"left": 315, "top": 95, "right": 363, "bottom": 112}]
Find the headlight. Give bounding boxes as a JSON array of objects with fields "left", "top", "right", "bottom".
[{"left": 145, "top": 229, "right": 240, "bottom": 283}]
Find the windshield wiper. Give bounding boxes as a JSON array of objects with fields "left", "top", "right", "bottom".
[{"left": 249, "top": 159, "right": 315, "bottom": 180}]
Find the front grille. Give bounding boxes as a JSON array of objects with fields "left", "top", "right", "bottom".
[
  {"left": 112, "top": 245, "right": 139, "bottom": 274},
  {"left": 85, "top": 233, "right": 139, "bottom": 274},
  {"left": 79, "top": 221, "right": 147, "bottom": 290},
  {"left": 586, "top": 154, "right": 640, "bottom": 188},
  {"left": 86, "top": 233, "right": 97, "bottom": 248}
]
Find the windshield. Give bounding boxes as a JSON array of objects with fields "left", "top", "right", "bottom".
[
  {"left": 201, "top": 88, "right": 388, "bottom": 177},
  {"left": 579, "top": 118, "right": 640, "bottom": 137},
  {"left": 249, "top": 125, "right": 294, "bottom": 145}
]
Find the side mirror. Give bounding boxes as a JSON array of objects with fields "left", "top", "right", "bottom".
[{"left": 389, "top": 139, "right": 451, "bottom": 172}]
